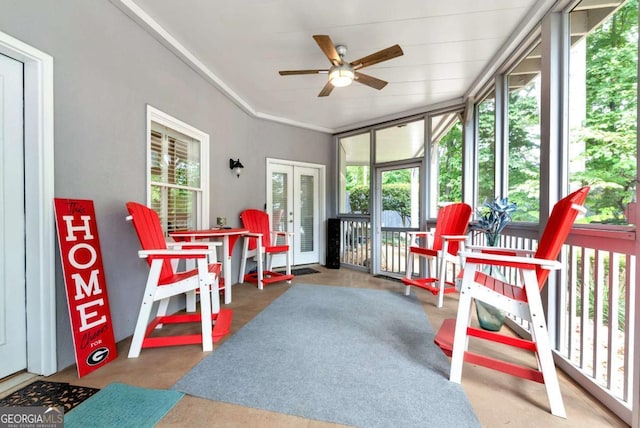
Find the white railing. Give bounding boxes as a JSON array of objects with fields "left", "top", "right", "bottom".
[
  {"left": 340, "top": 217, "right": 371, "bottom": 270},
  {"left": 558, "top": 228, "right": 636, "bottom": 423},
  {"left": 498, "top": 225, "right": 636, "bottom": 424},
  {"left": 338, "top": 217, "right": 414, "bottom": 275},
  {"left": 338, "top": 218, "right": 636, "bottom": 423}
]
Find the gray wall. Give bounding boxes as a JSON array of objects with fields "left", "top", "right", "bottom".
[{"left": 1, "top": 0, "right": 333, "bottom": 370}]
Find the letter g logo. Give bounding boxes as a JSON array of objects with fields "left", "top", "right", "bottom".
[{"left": 87, "top": 347, "right": 109, "bottom": 366}]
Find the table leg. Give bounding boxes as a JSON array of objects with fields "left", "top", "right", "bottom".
[
  {"left": 184, "top": 238, "right": 197, "bottom": 312},
  {"left": 223, "top": 235, "right": 232, "bottom": 304}
]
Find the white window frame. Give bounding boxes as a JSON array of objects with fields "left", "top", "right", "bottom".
[{"left": 146, "top": 105, "right": 209, "bottom": 231}]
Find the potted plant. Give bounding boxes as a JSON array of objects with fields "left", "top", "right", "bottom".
[
  {"left": 469, "top": 197, "right": 517, "bottom": 331},
  {"left": 470, "top": 197, "right": 517, "bottom": 247}
]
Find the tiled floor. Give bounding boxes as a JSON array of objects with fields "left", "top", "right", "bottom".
[{"left": 2, "top": 266, "right": 627, "bottom": 427}]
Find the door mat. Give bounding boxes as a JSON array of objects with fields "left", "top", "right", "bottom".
[
  {"left": 276, "top": 267, "right": 319, "bottom": 276},
  {"left": 64, "top": 382, "right": 183, "bottom": 428},
  {"left": 0, "top": 380, "right": 100, "bottom": 412}
]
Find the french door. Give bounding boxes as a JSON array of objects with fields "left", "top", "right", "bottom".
[
  {"left": 0, "top": 53, "right": 26, "bottom": 378},
  {"left": 267, "top": 160, "right": 324, "bottom": 266}
]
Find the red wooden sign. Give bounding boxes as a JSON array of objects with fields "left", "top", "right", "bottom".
[{"left": 54, "top": 199, "right": 117, "bottom": 377}]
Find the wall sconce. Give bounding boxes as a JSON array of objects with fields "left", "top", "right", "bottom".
[{"left": 229, "top": 158, "right": 244, "bottom": 178}]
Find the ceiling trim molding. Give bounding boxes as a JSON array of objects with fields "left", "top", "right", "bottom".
[{"left": 109, "top": 0, "right": 333, "bottom": 134}]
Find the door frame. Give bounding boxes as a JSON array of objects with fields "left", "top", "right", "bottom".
[
  {"left": 0, "top": 31, "right": 56, "bottom": 376},
  {"left": 372, "top": 161, "right": 424, "bottom": 277},
  {"left": 266, "top": 158, "right": 326, "bottom": 266}
]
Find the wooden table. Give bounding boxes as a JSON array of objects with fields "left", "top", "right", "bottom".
[{"left": 170, "top": 228, "right": 249, "bottom": 304}]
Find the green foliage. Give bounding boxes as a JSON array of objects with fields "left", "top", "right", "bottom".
[
  {"left": 575, "top": 0, "right": 638, "bottom": 223},
  {"left": 576, "top": 253, "right": 627, "bottom": 331},
  {"left": 508, "top": 83, "right": 541, "bottom": 222},
  {"left": 381, "top": 183, "right": 411, "bottom": 225},
  {"left": 348, "top": 185, "right": 370, "bottom": 214},
  {"left": 348, "top": 183, "right": 412, "bottom": 225},
  {"left": 345, "top": 165, "right": 369, "bottom": 189},
  {"left": 437, "top": 122, "right": 463, "bottom": 203},
  {"left": 477, "top": 99, "right": 496, "bottom": 203}
]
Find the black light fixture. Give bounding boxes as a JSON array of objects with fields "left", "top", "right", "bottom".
[{"left": 229, "top": 158, "right": 244, "bottom": 178}]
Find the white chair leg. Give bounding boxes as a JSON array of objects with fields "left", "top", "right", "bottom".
[
  {"left": 210, "top": 273, "right": 220, "bottom": 314},
  {"left": 154, "top": 296, "right": 171, "bottom": 329},
  {"left": 286, "top": 247, "right": 292, "bottom": 283},
  {"left": 256, "top": 236, "right": 264, "bottom": 290},
  {"left": 128, "top": 262, "right": 163, "bottom": 358},
  {"left": 196, "top": 259, "right": 213, "bottom": 352},
  {"left": 239, "top": 237, "right": 249, "bottom": 284},
  {"left": 436, "top": 252, "right": 447, "bottom": 308},
  {"left": 524, "top": 271, "right": 566, "bottom": 418},
  {"left": 449, "top": 265, "right": 476, "bottom": 382},
  {"left": 185, "top": 290, "right": 196, "bottom": 312},
  {"left": 404, "top": 251, "right": 413, "bottom": 296}
]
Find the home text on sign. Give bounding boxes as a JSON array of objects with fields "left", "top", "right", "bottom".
[{"left": 54, "top": 199, "right": 117, "bottom": 377}]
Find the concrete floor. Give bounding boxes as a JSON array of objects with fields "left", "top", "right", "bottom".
[{"left": 2, "top": 265, "right": 628, "bottom": 427}]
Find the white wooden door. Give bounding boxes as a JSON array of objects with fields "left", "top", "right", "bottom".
[
  {"left": 267, "top": 162, "right": 320, "bottom": 266},
  {"left": 0, "top": 53, "right": 26, "bottom": 378}
]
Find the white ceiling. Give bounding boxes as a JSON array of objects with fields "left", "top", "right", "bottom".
[{"left": 114, "top": 0, "right": 545, "bottom": 133}]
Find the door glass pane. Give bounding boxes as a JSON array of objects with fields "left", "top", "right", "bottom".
[
  {"left": 300, "top": 174, "right": 314, "bottom": 252},
  {"left": 379, "top": 166, "right": 420, "bottom": 275},
  {"left": 375, "top": 120, "right": 424, "bottom": 163},
  {"left": 271, "top": 172, "right": 288, "bottom": 236}
]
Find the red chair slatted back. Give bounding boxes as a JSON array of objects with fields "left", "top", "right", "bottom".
[
  {"left": 431, "top": 203, "right": 472, "bottom": 255},
  {"left": 240, "top": 209, "right": 271, "bottom": 251},
  {"left": 126, "top": 202, "right": 175, "bottom": 283},
  {"left": 534, "top": 187, "right": 590, "bottom": 289}
]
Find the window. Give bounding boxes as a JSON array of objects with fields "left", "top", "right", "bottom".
[
  {"left": 430, "top": 112, "right": 463, "bottom": 213},
  {"left": 375, "top": 119, "right": 424, "bottom": 163},
  {"left": 147, "top": 106, "right": 209, "bottom": 235},
  {"left": 507, "top": 43, "right": 542, "bottom": 222},
  {"left": 568, "top": 0, "right": 637, "bottom": 225},
  {"left": 338, "top": 132, "right": 370, "bottom": 214},
  {"left": 477, "top": 92, "right": 496, "bottom": 204}
]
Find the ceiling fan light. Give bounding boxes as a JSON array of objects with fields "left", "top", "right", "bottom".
[{"left": 329, "top": 66, "right": 354, "bottom": 87}]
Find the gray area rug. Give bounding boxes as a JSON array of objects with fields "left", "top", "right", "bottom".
[{"left": 173, "top": 284, "right": 480, "bottom": 428}]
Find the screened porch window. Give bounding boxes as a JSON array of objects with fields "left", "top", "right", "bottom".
[
  {"left": 477, "top": 92, "right": 496, "bottom": 204},
  {"left": 430, "top": 111, "right": 463, "bottom": 212},
  {"left": 339, "top": 132, "right": 371, "bottom": 214},
  {"left": 568, "top": 0, "right": 637, "bottom": 225}
]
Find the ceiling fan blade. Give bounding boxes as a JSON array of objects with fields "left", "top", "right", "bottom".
[
  {"left": 318, "top": 81, "right": 334, "bottom": 97},
  {"left": 313, "top": 35, "right": 342, "bottom": 66},
  {"left": 354, "top": 72, "right": 388, "bottom": 90},
  {"left": 279, "top": 69, "right": 328, "bottom": 76},
  {"left": 350, "top": 44, "right": 403, "bottom": 70}
]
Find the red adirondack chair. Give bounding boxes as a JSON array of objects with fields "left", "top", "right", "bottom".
[
  {"left": 126, "top": 202, "right": 232, "bottom": 358},
  {"left": 238, "top": 209, "right": 294, "bottom": 289},
  {"left": 434, "top": 187, "right": 590, "bottom": 418},
  {"left": 401, "top": 202, "right": 472, "bottom": 307}
]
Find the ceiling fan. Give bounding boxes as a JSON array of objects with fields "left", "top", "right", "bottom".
[{"left": 279, "top": 35, "right": 403, "bottom": 97}]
